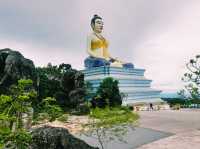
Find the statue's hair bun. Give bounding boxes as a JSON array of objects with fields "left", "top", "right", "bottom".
[{"left": 94, "top": 14, "right": 99, "bottom": 18}]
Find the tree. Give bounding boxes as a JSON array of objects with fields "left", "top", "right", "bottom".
[
  {"left": 36, "top": 63, "right": 86, "bottom": 110},
  {"left": 0, "top": 79, "right": 36, "bottom": 148},
  {"left": 181, "top": 55, "right": 200, "bottom": 99},
  {"left": 92, "top": 77, "right": 122, "bottom": 108},
  {"left": 36, "top": 65, "right": 62, "bottom": 100},
  {"left": 36, "top": 97, "right": 63, "bottom": 122},
  {"left": 83, "top": 107, "right": 139, "bottom": 149}
]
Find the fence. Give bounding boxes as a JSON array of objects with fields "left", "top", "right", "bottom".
[{"left": 181, "top": 104, "right": 200, "bottom": 108}]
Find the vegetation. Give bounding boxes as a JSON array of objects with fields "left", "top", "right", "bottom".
[
  {"left": 0, "top": 79, "right": 36, "bottom": 148},
  {"left": 33, "top": 97, "right": 64, "bottom": 123},
  {"left": 82, "top": 77, "right": 140, "bottom": 149},
  {"left": 180, "top": 54, "right": 200, "bottom": 99},
  {"left": 169, "top": 54, "right": 200, "bottom": 107},
  {"left": 83, "top": 107, "right": 139, "bottom": 149},
  {"left": 0, "top": 49, "right": 140, "bottom": 148},
  {"left": 36, "top": 63, "right": 87, "bottom": 112},
  {"left": 91, "top": 77, "right": 122, "bottom": 108},
  {"left": 56, "top": 114, "right": 69, "bottom": 123},
  {"left": 165, "top": 97, "right": 200, "bottom": 108}
]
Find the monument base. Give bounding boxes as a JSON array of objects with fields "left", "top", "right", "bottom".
[{"left": 82, "top": 66, "right": 163, "bottom": 106}]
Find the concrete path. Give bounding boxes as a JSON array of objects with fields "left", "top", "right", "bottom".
[
  {"left": 78, "top": 127, "right": 172, "bottom": 149},
  {"left": 137, "top": 109, "right": 200, "bottom": 149}
]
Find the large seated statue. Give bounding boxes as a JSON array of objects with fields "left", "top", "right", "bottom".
[{"left": 84, "top": 15, "right": 134, "bottom": 69}]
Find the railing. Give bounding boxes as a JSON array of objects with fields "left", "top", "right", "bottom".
[{"left": 181, "top": 104, "right": 200, "bottom": 108}]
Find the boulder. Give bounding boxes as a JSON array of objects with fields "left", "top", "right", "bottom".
[
  {"left": 0, "top": 48, "right": 36, "bottom": 93},
  {"left": 31, "top": 126, "right": 99, "bottom": 149},
  {"left": 59, "top": 68, "right": 85, "bottom": 107}
]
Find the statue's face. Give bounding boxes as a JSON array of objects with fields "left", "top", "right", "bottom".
[{"left": 93, "top": 18, "right": 104, "bottom": 33}]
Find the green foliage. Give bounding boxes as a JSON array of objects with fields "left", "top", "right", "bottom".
[
  {"left": 36, "top": 63, "right": 86, "bottom": 112},
  {"left": 1, "top": 129, "right": 32, "bottom": 149},
  {"left": 0, "top": 79, "right": 36, "bottom": 148},
  {"left": 83, "top": 107, "right": 139, "bottom": 149},
  {"left": 70, "top": 103, "right": 90, "bottom": 115},
  {"left": 18, "top": 79, "right": 33, "bottom": 90},
  {"left": 181, "top": 54, "right": 200, "bottom": 100},
  {"left": 90, "top": 107, "right": 138, "bottom": 127},
  {"left": 92, "top": 77, "right": 122, "bottom": 108},
  {"left": 0, "top": 79, "right": 36, "bottom": 129},
  {"left": 33, "top": 113, "right": 50, "bottom": 123},
  {"left": 56, "top": 114, "right": 69, "bottom": 123},
  {"left": 36, "top": 63, "right": 72, "bottom": 100},
  {"left": 36, "top": 97, "right": 63, "bottom": 122},
  {"left": 166, "top": 98, "right": 187, "bottom": 106},
  {"left": 190, "top": 98, "right": 200, "bottom": 104},
  {"left": 164, "top": 97, "right": 200, "bottom": 109},
  {"left": 36, "top": 65, "right": 62, "bottom": 100}
]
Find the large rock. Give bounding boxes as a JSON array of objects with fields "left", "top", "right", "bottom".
[
  {"left": 31, "top": 126, "right": 99, "bottom": 149},
  {"left": 61, "top": 68, "right": 85, "bottom": 92},
  {"left": 59, "top": 67, "right": 85, "bottom": 107},
  {"left": 0, "top": 48, "right": 36, "bottom": 93}
]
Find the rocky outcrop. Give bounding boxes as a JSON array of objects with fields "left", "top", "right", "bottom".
[
  {"left": 57, "top": 66, "right": 86, "bottom": 108},
  {"left": 31, "top": 126, "right": 99, "bottom": 149},
  {"left": 0, "top": 48, "right": 36, "bottom": 93}
]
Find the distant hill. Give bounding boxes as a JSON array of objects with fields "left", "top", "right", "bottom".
[{"left": 160, "top": 92, "right": 180, "bottom": 99}]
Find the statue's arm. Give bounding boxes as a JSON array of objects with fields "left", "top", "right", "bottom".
[
  {"left": 86, "top": 35, "right": 103, "bottom": 59},
  {"left": 104, "top": 47, "right": 112, "bottom": 59}
]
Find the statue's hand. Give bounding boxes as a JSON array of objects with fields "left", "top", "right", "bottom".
[
  {"left": 115, "top": 57, "right": 120, "bottom": 61},
  {"left": 115, "top": 57, "right": 124, "bottom": 63},
  {"left": 105, "top": 57, "right": 111, "bottom": 61},
  {"left": 108, "top": 57, "right": 115, "bottom": 62}
]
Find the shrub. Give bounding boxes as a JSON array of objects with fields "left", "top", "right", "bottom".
[
  {"left": 2, "top": 129, "right": 32, "bottom": 149},
  {"left": 91, "top": 77, "right": 122, "bottom": 108},
  {"left": 0, "top": 79, "right": 35, "bottom": 148},
  {"left": 36, "top": 63, "right": 86, "bottom": 111},
  {"left": 56, "top": 114, "right": 69, "bottom": 123},
  {"left": 180, "top": 54, "right": 200, "bottom": 100},
  {"left": 37, "top": 97, "right": 63, "bottom": 122},
  {"left": 34, "top": 113, "right": 50, "bottom": 124}
]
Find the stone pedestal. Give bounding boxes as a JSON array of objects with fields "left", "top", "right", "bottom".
[{"left": 82, "top": 66, "right": 163, "bottom": 106}]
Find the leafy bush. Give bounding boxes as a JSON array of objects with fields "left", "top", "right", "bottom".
[
  {"left": 166, "top": 98, "right": 187, "bottom": 107},
  {"left": 180, "top": 55, "right": 200, "bottom": 100},
  {"left": 56, "top": 114, "right": 69, "bottom": 123},
  {"left": 0, "top": 79, "right": 35, "bottom": 148},
  {"left": 91, "top": 77, "right": 122, "bottom": 108},
  {"left": 1, "top": 129, "right": 32, "bottom": 149},
  {"left": 165, "top": 98, "right": 200, "bottom": 108},
  {"left": 71, "top": 103, "right": 90, "bottom": 115},
  {"left": 33, "top": 113, "right": 51, "bottom": 124},
  {"left": 36, "top": 97, "right": 63, "bottom": 122},
  {"left": 36, "top": 63, "right": 87, "bottom": 111},
  {"left": 90, "top": 107, "right": 139, "bottom": 126},
  {"left": 0, "top": 79, "right": 36, "bottom": 129}
]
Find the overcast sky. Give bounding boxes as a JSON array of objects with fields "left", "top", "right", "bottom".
[{"left": 0, "top": 0, "right": 200, "bottom": 92}]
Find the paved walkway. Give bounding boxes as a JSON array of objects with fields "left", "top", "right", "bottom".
[{"left": 137, "top": 109, "right": 200, "bottom": 149}]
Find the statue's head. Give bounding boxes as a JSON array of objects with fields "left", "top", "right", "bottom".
[{"left": 91, "top": 14, "right": 103, "bottom": 33}]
